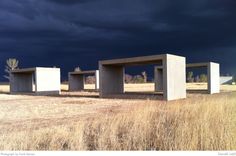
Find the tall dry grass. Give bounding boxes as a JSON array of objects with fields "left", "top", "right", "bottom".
[{"left": 0, "top": 93, "right": 236, "bottom": 150}]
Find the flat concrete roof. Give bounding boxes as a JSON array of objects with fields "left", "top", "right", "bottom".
[
  {"left": 155, "top": 62, "right": 217, "bottom": 69},
  {"left": 69, "top": 70, "right": 96, "bottom": 75},
  {"left": 99, "top": 54, "right": 171, "bottom": 66},
  {"left": 186, "top": 63, "right": 209, "bottom": 68},
  {"left": 11, "top": 67, "right": 60, "bottom": 73},
  {"left": 11, "top": 68, "right": 36, "bottom": 73}
]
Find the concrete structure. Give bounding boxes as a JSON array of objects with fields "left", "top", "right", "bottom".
[
  {"left": 68, "top": 70, "right": 99, "bottom": 91},
  {"left": 10, "top": 67, "right": 61, "bottom": 95},
  {"left": 187, "top": 62, "right": 220, "bottom": 94},
  {"left": 154, "top": 66, "right": 164, "bottom": 92},
  {"left": 99, "top": 54, "right": 186, "bottom": 101},
  {"left": 220, "top": 76, "right": 234, "bottom": 85},
  {"left": 155, "top": 62, "right": 220, "bottom": 94}
]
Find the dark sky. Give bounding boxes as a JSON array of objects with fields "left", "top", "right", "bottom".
[{"left": 0, "top": 0, "right": 236, "bottom": 81}]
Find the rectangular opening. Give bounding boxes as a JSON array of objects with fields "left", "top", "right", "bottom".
[
  {"left": 69, "top": 70, "right": 99, "bottom": 91},
  {"left": 10, "top": 72, "right": 35, "bottom": 94},
  {"left": 99, "top": 54, "right": 187, "bottom": 101}
]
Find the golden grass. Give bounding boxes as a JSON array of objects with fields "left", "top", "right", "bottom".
[{"left": 0, "top": 83, "right": 235, "bottom": 150}]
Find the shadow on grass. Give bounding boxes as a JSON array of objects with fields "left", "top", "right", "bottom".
[
  {"left": 187, "top": 89, "right": 208, "bottom": 94},
  {"left": 101, "top": 91, "right": 164, "bottom": 100}
]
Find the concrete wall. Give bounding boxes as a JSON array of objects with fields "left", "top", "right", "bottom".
[
  {"left": 95, "top": 70, "right": 99, "bottom": 90},
  {"left": 99, "top": 64, "right": 124, "bottom": 97},
  {"left": 163, "top": 54, "right": 186, "bottom": 101},
  {"left": 10, "top": 73, "right": 34, "bottom": 93},
  {"left": 154, "top": 67, "right": 163, "bottom": 92},
  {"left": 99, "top": 54, "right": 186, "bottom": 101},
  {"left": 68, "top": 74, "right": 85, "bottom": 91},
  {"left": 208, "top": 62, "right": 220, "bottom": 94},
  {"left": 220, "top": 76, "right": 233, "bottom": 85},
  {"left": 35, "top": 68, "right": 61, "bottom": 95}
]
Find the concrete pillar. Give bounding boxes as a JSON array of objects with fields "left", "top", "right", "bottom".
[
  {"left": 163, "top": 54, "right": 186, "bottom": 101},
  {"left": 95, "top": 70, "right": 99, "bottom": 90},
  {"left": 68, "top": 74, "right": 85, "bottom": 91},
  {"left": 10, "top": 73, "right": 34, "bottom": 93},
  {"left": 35, "top": 68, "right": 61, "bottom": 95},
  {"left": 154, "top": 67, "right": 163, "bottom": 92},
  {"left": 207, "top": 62, "right": 220, "bottom": 94},
  {"left": 99, "top": 64, "right": 124, "bottom": 97}
]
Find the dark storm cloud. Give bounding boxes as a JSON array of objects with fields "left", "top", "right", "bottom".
[
  {"left": 48, "top": 0, "right": 98, "bottom": 5},
  {"left": 0, "top": 0, "right": 236, "bottom": 81}
]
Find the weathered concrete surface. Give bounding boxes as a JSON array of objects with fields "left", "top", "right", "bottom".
[
  {"left": 208, "top": 62, "right": 220, "bottom": 94},
  {"left": 10, "top": 67, "right": 60, "bottom": 95},
  {"left": 10, "top": 72, "right": 34, "bottom": 93},
  {"left": 220, "top": 76, "right": 233, "bottom": 85},
  {"left": 99, "top": 65, "right": 124, "bottom": 96},
  {"left": 163, "top": 54, "right": 186, "bottom": 100},
  {"left": 99, "top": 54, "right": 186, "bottom": 101},
  {"left": 68, "top": 70, "right": 99, "bottom": 91},
  {"left": 69, "top": 74, "right": 85, "bottom": 91},
  {"left": 154, "top": 66, "right": 163, "bottom": 92},
  {"left": 155, "top": 62, "right": 221, "bottom": 94},
  {"left": 186, "top": 62, "right": 220, "bottom": 94}
]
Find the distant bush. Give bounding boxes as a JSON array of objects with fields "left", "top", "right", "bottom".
[
  {"left": 74, "top": 66, "right": 82, "bottom": 72},
  {"left": 199, "top": 74, "right": 208, "bottom": 82},
  {"left": 124, "top": 71, "right": 148, "bottom": 84},
  {"left": 125, "top": 74, "right": 133, "bottom": 83},
  {"left": 125, "top": 72, "right": 147, "bottom": 84},
  {"left": 85, "top": 76, "right": 96, "bottom": 84},
  {"left": 132, "top": 75, "right": 145, "bottom": 83}
]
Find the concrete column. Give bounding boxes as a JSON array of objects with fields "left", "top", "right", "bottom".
[
  {"left": 163, "top": 54, "right": 186, "bottom": 101},
  {"left": 207, "top": 62, "right": 220, "bottom": 94},
  {"left": 68, "top": 74, "right": 85, "bottom": 91},
  {"left": 99, "top": 64, "right": 124, "bottom": 97},
  {"left": 154, "top": 67, "right": 163, "bottom": 92},
  {"left": 35, "top": 68, "right": 61, "bottom": 95},
  {"left": 10, "top": 73, "right": 34, "bottom": 93},
  {"left": 95, "top": 70, "right": 99, "bottom": 90}
]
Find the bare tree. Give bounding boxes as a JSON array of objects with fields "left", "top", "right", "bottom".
[
  {"left": 4, "top": 58, "right": 19, "bottom": 80},
  {"left": 141, "top": 71, "right": 147, "bottom": 83}
]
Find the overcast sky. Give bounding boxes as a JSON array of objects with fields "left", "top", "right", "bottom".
[{"left": 0, "top": 0, "right": 236, "bottom": 81}]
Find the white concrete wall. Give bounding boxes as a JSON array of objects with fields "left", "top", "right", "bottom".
[
  {"left": 35, "top": 68, "right": 61, "bottom": 95},
  {"left": 95, "top": 70, "right": 99, "bottom": 90},
  {"left": 163, "top": 54, "right": 186, "bottom": 101},
  {"left": 208, "top": 62, "right": 220, "bottom": 94}
]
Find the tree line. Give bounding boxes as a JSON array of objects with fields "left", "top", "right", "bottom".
[{"left": 3, "top": 58, "right": 236, "bottom": 84}]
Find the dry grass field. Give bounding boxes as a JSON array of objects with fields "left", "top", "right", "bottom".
[{"left": 0, "top": 83, "right": 236, "bottom": 150}]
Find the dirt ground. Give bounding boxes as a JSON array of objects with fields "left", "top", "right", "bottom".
[{"left": 0, "top": 83, "right": 235, "bottom": 134}]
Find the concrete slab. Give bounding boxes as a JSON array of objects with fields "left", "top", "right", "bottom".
[
  {"left": 154, "top": 66, "right": 163, "bottom": 92},
  {"left": 99, "top": 54, "right": 186, "bottom": 101},
  {"left": 220, "top": 76, "right": 233, "bottom": 85},
  {"left": 208, "top": 62, "right": 220, "bottom": 94},
  {"left": 10, "top": 67, "right": 61, "bottom": 95}
]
